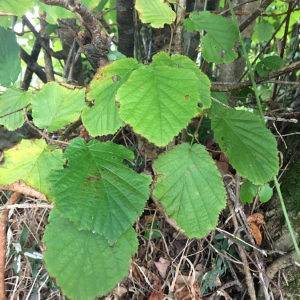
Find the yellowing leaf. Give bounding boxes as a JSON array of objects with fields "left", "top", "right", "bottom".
[
  {"left": 135, "top": 0, "right": 176, "bottom": 28},
  {"left": 0, "top": 139, "right": 64, "bottom": 197},
  {"left": 82, "top": 58, "right": 139, "bottom": 136},
  {"left": 117, "top": 65, "right": 199, "bottom": 147}
]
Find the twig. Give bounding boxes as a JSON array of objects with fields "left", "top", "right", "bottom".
[
  {"left": 239, "top": 0, "right": 274, "bottom": 33},
  {"left": 273, "top": 122, "right": 287, "bottom": 149},
  {"left": 21, "top": 39, "right": 42, "bottom": 90},
  {"left": 0, "top": 192, "right": 21, "bottom": 300},
  {"left": 264, "top": 117, "right": 298, "bottom": 123},
  {"left": 211, "top": 61, "right": 300, "bottom": 92},
  {"left": 0, "top": 12, "right": 14, "bottom": 16},
  {"left": 19, "top": 47, "right": 47, "bottom": 83},
  {"left": 23, "top": 109, "right": 70, "bottom": 145},
  {"left": 227, "top": 197, "right": 257, "bottom": 300},
  {"left": 0, "top": 104, "right": 30, "bottom": 119},
  {"left": 39, "top": 0, "right": 110, "bottom": 69},
  {"left": 0, "top": 203, "right": 53, "bottom": 210},
  {"left": 0, "top": 180, "right": 47, "bottom": 200},
  {"left": 211, "top": 97, "right": 230, "bottom": 108},
  {"left": 58, "top": 119, "right": 82, "bottom": 141}
]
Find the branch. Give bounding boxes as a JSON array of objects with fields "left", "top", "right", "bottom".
[
  {"left": 39, "top": 0, "right": 111, "bottom": 69},
  {"left": 0, "top": 192, "right": 21, "bottom": 300},
  {"left": 40, "top": 18, "right": 55, "bottom": 81},
  {"left": 21, "top": 39, "right": 42, "bottom": 90},
  {"left": 116, "top": 0, "right": 134, "bottom": 57},
  {"left": 19, "top": 47, "right": 47, "bottom": 83},
  {"left": 239, "top": 0, "right": 274, "bottom": 32},
  {"left": 173, "top": 0, "right": 186, "bottom": 55},
  {"left": 211, "top": 61, "right": 300, "bottom": 92},
  {"left": 22, "top": 15, "right": 66, "bottom": 60}
]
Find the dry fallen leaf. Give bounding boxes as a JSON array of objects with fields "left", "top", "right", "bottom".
[
  {"left": 249, "top": 222, "right": 262, "bottom": 246},
  {"left": 154, "top": 257, "right": 170, "bottom": 279},
  {"left": 174, "top": 282, "right": 201, "bottom": 300},
  {"left": 247, "top": 213, "right": 265, "bottom": 228},
  {"left": 148, "top": 275, "right": 164, "bottom": 300},
  {"left": 215, "top": 160, "right": 230, "bottom": 177}
]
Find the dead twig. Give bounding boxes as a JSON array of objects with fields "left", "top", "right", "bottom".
[{"left": 0, "top": 192, "right": 21, "bottom": 300}]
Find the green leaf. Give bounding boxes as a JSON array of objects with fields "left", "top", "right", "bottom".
[
  {"left": 263, "top": 56, "right": 283, "bottom": 70},
  {"left": 82, "top": 58, "right": 139, "bottom": 136},
  {"left": 153, "top": 143, "right": 226, "bottom": 238},
  {"left": 49, "top": 138, "right": 151, "bottom": 244},
  {"left": 135, "top": 0, "right": 176, "bottom": 28},
  {"left": 258, "top": 183, "right": 273, "bottom": 203},
  {"left": 0, "top": 88, "right": 32, "bottom": 130},
  {"left": 117, "top": 65, "right": 199, "bottom": 147},
  {"left": 186, "top": 11, "right": 239, "bottom": 63},
  {"left": 255, "top": 61, "right": 270, "bottom": 77},
  {"left": 0, "top": 0, "right": 33, "bottom": 16},
  {"left": 256, "top": 20, "right": 274, "bottom": 42},
  {"left": 0, "top": 139, "right": 64, "bottom": 197},
  {"left": 209, "top": 92, "right": 228, "bottom": 114},
  {"left": 108, "top": 49, "right": 126, "bottom": 61},
  {"left": 210, "top": 109, "right": 279, "bottom": 185},
  {"left": 0, "top": 26, "right": 21, "bottom": 87},
  {"left": 144, "top": 222, "right": 162, "bottom": 240},
  {"left": 43, "top": 209, "right": 138, "bottom": 300},
  {"left": 239, "top": 180, "right": 258, "bottom": 204},
  {"left": 0, "top": 16, "right": 13, "bottom": 28},
  {"left": 32, "top": 82, "right": 86, "bottom": 132},
  {"left": 34, "top": 0, "right": 74, "bottom": 24},
  {"left": 151, "top": 52, "right": 211, "bottom": 109},
  {"left": 81, "top": 0, "right": 102, "bottom": 10},
  {"left": 237, "top": 37, "right": 251, "bottom": 56}
]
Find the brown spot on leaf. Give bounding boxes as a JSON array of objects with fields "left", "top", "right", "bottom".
[
  {"left": 87, "top": 176, "right": 101, "bottom": 181},
  {"left": 185, "top": 95, "right": 189, "bottom": 100}
]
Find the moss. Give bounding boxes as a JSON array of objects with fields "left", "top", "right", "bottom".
[{"left": 281, "top": 160, "right": 300, "bottom": 227}]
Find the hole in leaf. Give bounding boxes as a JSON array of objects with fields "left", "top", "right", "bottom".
[
  {"left": 112, "top": 75, "right": 121, "bottom": 82},
  {"left": 219, "top": 49, "right": 226, "bottom": 59}
]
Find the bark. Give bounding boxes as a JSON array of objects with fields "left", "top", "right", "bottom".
[
  {"left": 21, "top": 39, "right": 42, "bottom": 90},
  {"left": 174, "top": 0, "right": 186, "bottom": 55},
  {"left": 211, "top": 60, "right": 300, "bottom": 92},
  {"left": 19, "top": 47, "right": 47, "bottom": 83},
  {"left": 39, "top": 0, "right": 111, "bottom": 69},
  {"left": 40, "top": 18, "right": 55, "bottom": 82},
  {"left": 116, "top": 0, "right": 134, "bottom": 57},
  {"left": 58, "top": 19, "right": 84, "bottom": 85},
  {"left": 217, "top": 0, "right": 259, "bottom": 83}
]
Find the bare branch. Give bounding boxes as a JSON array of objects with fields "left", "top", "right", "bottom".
[
  {"left": 239, "top": 0, "right": 274, "bottom": 32},
  {"left": 211, "top": 61, "right": 300, "bottom": 92},
  {"left": 39, "top": 0, "right": 111, "bottom": 69},
  {"left": 19, "top": 47, "right": 47, "bottom": 83}
]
